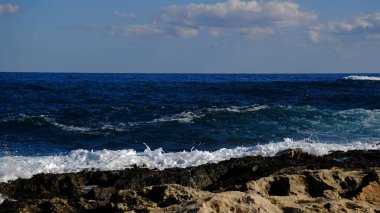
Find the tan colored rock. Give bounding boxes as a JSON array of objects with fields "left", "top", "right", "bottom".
[
  {"left": 246, "top": 168, "right": 380, "bottom": 213},
  {"left": 2, "top": 168, "right": 380, "bottom": 212},
  {"left": 356, "top": 181, "right": 380, "bottom": 205},
  {"left": 115, "top": 189, "right": 158, "bottom": 211},
  {"left": 144, "top": 184, "right": 211, "bottom": 206},
  {"left": 110, "top": 202, "right": 130, "bottom": 212},
  {"left": 160, "top": 191, "right": 281, "bottom": 213}
]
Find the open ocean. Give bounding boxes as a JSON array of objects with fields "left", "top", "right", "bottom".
[{"left": 1, "top": 73, "right": 380, "bottom": 182}]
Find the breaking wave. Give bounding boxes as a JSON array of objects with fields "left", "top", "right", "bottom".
[{"left": 0, "top": 138, "right": 379, "bottom": 183}]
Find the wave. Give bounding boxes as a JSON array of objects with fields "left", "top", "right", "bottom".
[
  {"left": 0, "top": 105, "right": 268, "bottom": 134},
  {"left": 8, "top": 115, "right": 93, "bottom": 133},
  {"left": 2, "top": 105, "right": 380, "bottom": 136},
  {"left": 0, "top": 138, "right": 379, "bottom": 183},
  {"left": 152, "top": 105, "right": 267, "bottom": 123},
  {"left": 40, "top": 116, "right": 93, "bottom": 132},
  {"left": 343, "top": 75, "right": 380, "bottom": 81},
  {"left": 152, "top": 111, "right": 203, "bottom": 123}
]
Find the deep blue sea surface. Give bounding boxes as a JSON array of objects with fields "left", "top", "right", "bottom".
[{"left": 1, "top": 73, "right": 380, "bottom": 181}]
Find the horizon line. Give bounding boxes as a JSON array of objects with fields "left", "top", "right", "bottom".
[{"left": 1, "top": 71, "right": 379, "bottom": 75}]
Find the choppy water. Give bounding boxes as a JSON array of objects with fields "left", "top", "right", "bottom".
[{"left": 1, "top": 73, "right": 380, "bottom": 182}]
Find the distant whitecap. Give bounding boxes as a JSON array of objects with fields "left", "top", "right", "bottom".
[{"left": 343, "top": 75, "right": 380, "bottom": 81}]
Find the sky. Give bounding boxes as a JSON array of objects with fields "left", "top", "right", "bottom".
[{"left": 1, "top": 0, "right": 380, "bottom": 73}]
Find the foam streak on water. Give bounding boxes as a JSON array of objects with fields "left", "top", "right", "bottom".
[
  {"left": 0, "top": 138, "right": 379, "bottom": 183},
  {"left": 343, "top": 75, "right": 380, "bottom": 81},
  {"left": 152, "top": 105, "right": 267, "bottom": 123}
]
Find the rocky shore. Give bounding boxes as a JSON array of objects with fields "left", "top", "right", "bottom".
[{"left": 1, "top": 149, "right": 380, "bottom": 212}]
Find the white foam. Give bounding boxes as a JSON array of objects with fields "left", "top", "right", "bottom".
[
  {"left": 208, "top": 105, "right": 268, "bottom": 113},
  {"left": 40, "top": 115, "right": 93, "bottom": 132},
  {"left": 0, "top": 138, "right": 379, "bottom": 183},
  {"left": 343, "top": 75, "right": 380, "bottom": 81},
  {"left": 152, "top": 105, "right": 267, "bottom": 123},
  {"left": 152, "top": 111, "right": 202, "bottom": 123},
  {"left": 0, "top": 194, "right": 4, "bottom": 204},
  {"left": 14, "top": 114, "right": 93, "bottom": 133}
]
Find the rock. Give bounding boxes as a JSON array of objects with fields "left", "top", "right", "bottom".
[
  {"left": 0, "top": 198, "right": 76, "bottom": 213},
  {"left": 112, "top": 188, "right": 158, "bottom": 211},
  {"left": 275, "top": 148, "right": 303, "bottom": 158},
  {"left": 143, "top": 184, "right": 211, "bottom": 207},
  {"left": 356, "top": 181, "right": 380, "bottom": 205},
  {"left": 79, "top": 185, "right": 98, "bottom": 195},
  {"left": 110, "top": 202, "right": 129, "bottom": 211},
  {"left": 246, "top": 168, "right": 380, "bottom": 213},
  {"left": 282, "top": 207, "right": 303, "bottom": 213},
  {"left": 162, "top": 191, "right": 282, "bottom": 213},
  {"left": 84, "top": 187, "right": 115, "bottom": 200},
  {"left": 305, "top": 173, "right": 334, "bottom": 197},
  {"left": 0, "top": 150, "right": 380, "bottom": 212}
]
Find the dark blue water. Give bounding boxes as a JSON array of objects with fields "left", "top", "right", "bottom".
[{"left": 1, "top": 73, "right": 380, "bottom": 157}]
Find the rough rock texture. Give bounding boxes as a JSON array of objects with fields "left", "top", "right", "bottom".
[
  {"left": 161, "top": 191, "right": 282, "bottom": 213},
  {"left": 246, "top": 168, "right": 380, "bottom": 212},
  {"left": 0, "top": 150, "right": 380, "bottom": 212}
]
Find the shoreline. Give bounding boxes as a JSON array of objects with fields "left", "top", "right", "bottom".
[
  {"left": 1, "top": 149, "right": 379, "bottom": 212},
  {"left": 2, "top": 139, "right": 379, "bottom": 183}
]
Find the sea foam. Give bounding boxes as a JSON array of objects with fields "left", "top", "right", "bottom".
[
  {"left": 343, "top": 75, "right": 380, "bottom": 81},
  {"left": 0, "top": 194, "right": 4, "bottom": 204},
  {"left": 152, "top": 105, "right": 267, "bottom": 123},
  {"left": 0, "top": 138, "right": 379, "bottom": 183}
]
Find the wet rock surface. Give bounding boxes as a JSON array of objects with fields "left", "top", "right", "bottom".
[{"left": 0, "top": 150, "right": 380, "bottom": 212}]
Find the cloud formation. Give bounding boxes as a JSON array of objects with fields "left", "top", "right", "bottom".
[
  {"left": 310, "top": 12, "right": 380, "bottom": 43},
  {"left": 0, "top": 3, "right": 18, "bottom": 16},
  {"left": 159, "top": 0, "right": 315, "bottom": 28},
  {"left": 84, "top": 24, "right": 198, "bottom": 38},
  {"left": 113, "top": 11, "right": 136, "bottom": 20},
  {"left": 86, "top": 0, "right": 316, "bottom": 38}
]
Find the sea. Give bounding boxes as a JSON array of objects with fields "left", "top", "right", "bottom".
[{"left": 1, "top": 73, "right": 380, "bottom": 182}]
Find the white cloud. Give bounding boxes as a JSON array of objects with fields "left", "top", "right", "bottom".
[
  {"left": 113, "top": 11, "right": 136, "bottom": 20},
  {"left": 86, "top": 0, "right": 316, "bottom": 39},
  {"left": 309, "top": 30, "right": 320, "bottom": 43},
  {"left": 159, "top": 0, "right": 316, "bottom": 29},
  {"left": 327, "top": 12, "right": 380, "bottom": 34},
  {"left": 84, "top": 24, "right": 166, "bottom": 37},
  {"left": 173, "top": 26, "right": 199, "bottom": 38},
  {"left": 83, "top": 24, "right": 198, "bottom": 38},
  {"left": 310, "top": 12, "right": 380, "bottom": 43},
  {"left": 0, "top": 3, "right": 18, "bottom": 16}
]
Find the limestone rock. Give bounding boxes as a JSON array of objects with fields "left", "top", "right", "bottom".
[
  {"left": 275, "top": 148, "right": 303, "bottom": 158},
  {"left": 246, "top": 168, "right": 380, "bottom": 213},
  {"left": 356, "top": 181, "right": 380, "bottom": 205},
  {"left": 144, "top": 184, "right": 211, "bottom": 207},
  {"left": 1, "top": 150, "right": 380, "bottom": 212},
  {"left": 162, "top": 191, "right": 281, "bottom": 213}
]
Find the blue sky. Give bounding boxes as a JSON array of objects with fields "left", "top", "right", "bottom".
[{"left": 1, "top": 0, "right": 380, "bottom": 73}]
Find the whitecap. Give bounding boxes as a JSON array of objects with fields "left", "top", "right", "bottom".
[
  {"left": 343, "top": 75, "right": 380, "bottom": 81},
  {"left": 152, "top": 111, "right": 202, "bottom": 123},
  {"left": 39, "top": 115, "right": 93, "bottom": 132},
  {"left": 0, "top": 138, "right": 379, "bottom": 183},
  {"left": 152, "top": 104, "right": 267, "bottom": 124}
]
